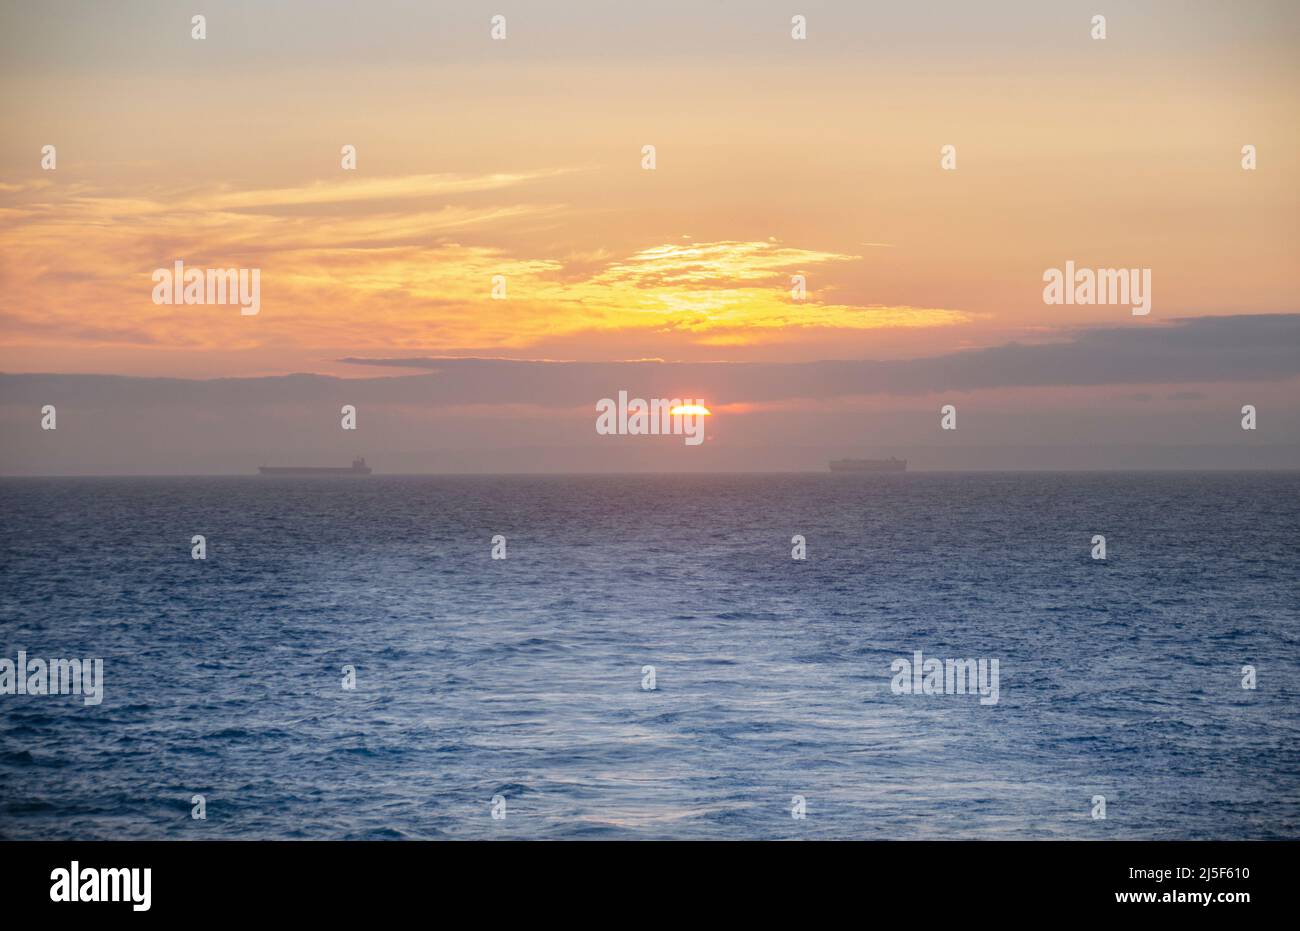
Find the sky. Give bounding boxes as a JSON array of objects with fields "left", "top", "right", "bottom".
[{"left": 0, "top": 1, "right": 1297, "bottom": 472}]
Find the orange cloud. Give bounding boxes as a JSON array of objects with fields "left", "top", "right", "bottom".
[{"left": 0, "top": 175, "right": 971, "bottom": 366}]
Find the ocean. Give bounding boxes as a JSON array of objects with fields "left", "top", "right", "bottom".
[{"left": 1, "top": 472, "right": 1297, "bottom": 839}]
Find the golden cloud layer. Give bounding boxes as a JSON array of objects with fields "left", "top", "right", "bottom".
[{"left": 0, "top": 172, "right": 970, "bottom": 359}]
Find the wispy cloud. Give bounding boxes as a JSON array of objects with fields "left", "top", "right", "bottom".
[
  {"left": 180, "top": 170, "right": 577, "bottom": 213},
  {"left": 0, "top": 178, "right": 970, "bottom": 360}
]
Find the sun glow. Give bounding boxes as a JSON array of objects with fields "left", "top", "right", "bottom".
[{"left": 670, "top": 404, "right": 711, "bottom": 416}]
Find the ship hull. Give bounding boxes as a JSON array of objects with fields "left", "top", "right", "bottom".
[{"left": 258, "top": 467, "right": 372, "bottom": 475}]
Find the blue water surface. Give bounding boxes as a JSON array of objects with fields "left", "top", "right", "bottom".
[{"left": 1, "top": 472, "right": 1297, "bottom": 839}]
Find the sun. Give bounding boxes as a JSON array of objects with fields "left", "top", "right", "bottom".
[{"left": 669, "top": 404, "right": 711, "bottom": 416}]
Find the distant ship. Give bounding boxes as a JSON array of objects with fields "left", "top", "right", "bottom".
[
  {"left": 258, "top": 457, "right": 373, "bottom": 476},
  {"left": 828, "top": 457, "right": 907, "bottom": 473}
]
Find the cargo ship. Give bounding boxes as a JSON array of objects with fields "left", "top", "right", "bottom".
[
  {"left": 258, "top": 457, "right": 372, "bottom": 475},
  {"left": 828, "top": 457, "right": 907, "bottom": 473}
]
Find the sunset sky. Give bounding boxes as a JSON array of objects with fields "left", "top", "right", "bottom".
[{"left": 1, "top": 1, "right": 1297, "bottom": 472}]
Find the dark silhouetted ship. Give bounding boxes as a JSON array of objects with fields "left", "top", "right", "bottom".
[
  {"left": 828, "top": 457, "right": 907, "bottom": 473},
  {"left": 258, "top": 457, "right": 373, "bottom": 475}
]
